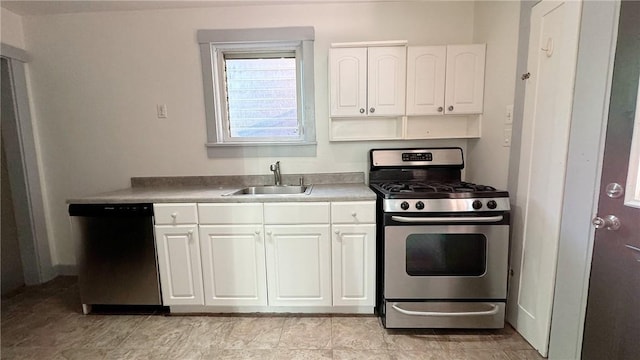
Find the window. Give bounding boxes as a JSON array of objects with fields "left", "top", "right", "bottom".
[{"left": 198, "top": 27, "right": 316, "bottom": 157}]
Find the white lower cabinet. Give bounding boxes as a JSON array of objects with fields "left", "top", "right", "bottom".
[
  {"left": 331, "top": 201, "right": 376, "bottom": 307},
  {"left": 264, "top": 224, "right": 332, "bottom": 306},
  {"left": 154, "top": 200, "right": 375, "bottom": 312},
  {"left": 332, "top": 224, "right": 376, "bottom": 306},
  {"left": 154, "top": 225, "right": 204, "bottom": 306},
  {"left": 199, "top": 225, "right": 268, "bottom": 306}
]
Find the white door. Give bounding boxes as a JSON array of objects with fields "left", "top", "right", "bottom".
[
  {"left": 406, "top": 46, "right": 447, "bottom": 115},
  {"left": 199, "top": 225, "right": 267, "bottom": 306},
  {"left": 264, "top": 224, "right": 331, "bottom": 306},
  {"left": 444, "top": 44, "right": 486, "bottom": 114},
  {"left": 508, "top": 0, "right": 582, "bottom": 356},
  {"left": 368, "top": 46, "right": 407, "bottom": 116},
  {"left": 329, "top": 47, "right": 367, "bottom": 117},
  {"left": 332, "top": 224, "right": 376, "bottom": 307},
  {"left": 155, "top": 225, "right": 204, "bottom": 306}
]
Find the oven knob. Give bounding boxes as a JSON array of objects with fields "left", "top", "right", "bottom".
[
  {"left": 487, "top": 200, "right": 498, "bottom": 209},
  {"left": 415, "top": 201, "right": 425, "bottom": 210},
  {"left": 472, "top": 200, "right": 483, "bottom": 210},
  {"left": 400, "top": 201, "right": 410, "bottom": 210}
]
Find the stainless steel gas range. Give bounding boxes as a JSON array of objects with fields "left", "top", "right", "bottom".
[{"left": 369, "top": 148, "right": 510, "bottom": 329}]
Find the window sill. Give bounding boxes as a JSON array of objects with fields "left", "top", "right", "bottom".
[{"left": 205, "top": 142, "right": 317, "bottom": 158}]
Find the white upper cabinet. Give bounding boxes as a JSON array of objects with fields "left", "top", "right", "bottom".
[
  {"left": 367, "top": 46, "right": 407, "bottom": 116},
  {"left": 406, "top": 44, "right": 486, "bottom": 115},
  {"left": 444, "top": 44, "right": 486, "bottom": 114},
  {"left": 406, "top": 46, "right": 447, "bottom": 115},
  {"left": 330, "top": 46, "right": 406, "bottom": 117},
  {"left": 330, "top": 47, "right": 367, "bottom": 117}
]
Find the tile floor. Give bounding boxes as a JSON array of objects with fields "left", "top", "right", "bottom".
[{"left": 1, "top": 277, "right": 543, "bottom": 360}]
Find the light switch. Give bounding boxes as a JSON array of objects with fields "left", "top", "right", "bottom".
[
  {"left": 505, "top": 105, "right": 514, "bottom": 124},
  {"left": 157, "top": 104, "right": 168, "bottom": 119}
]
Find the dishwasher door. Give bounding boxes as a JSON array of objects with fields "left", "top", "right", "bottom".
[{"left": 69, "top": 204, "right": 162, "bottom": 307}]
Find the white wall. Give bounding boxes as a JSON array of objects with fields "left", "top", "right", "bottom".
[
  {"left": 466, "top": 1, "right": 520, "bottom": 190},
  {"left": 0, "top": 7, "right": 25, "bottom": 48},
  {"left": 21, "top": 1, "right": 479, "bottom": 266}
]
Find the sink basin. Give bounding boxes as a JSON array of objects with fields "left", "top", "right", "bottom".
[{"left": 224, "top": 185, "right": 312, "bottom": 196}]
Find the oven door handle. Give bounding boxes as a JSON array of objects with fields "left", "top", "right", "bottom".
[
  {"left": 391, "top": 303, "right": 500, "bottom": 317},
  {"left": 390, "top": 215, "right": 504, "bottom": 224}
]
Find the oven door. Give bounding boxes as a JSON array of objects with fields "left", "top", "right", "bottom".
[{"left": 384, "top": 215, "right": 509, "bottom": 300}]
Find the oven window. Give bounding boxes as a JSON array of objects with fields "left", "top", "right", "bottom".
[{"left": 406, "top": 234, "right": 487, "bottom": 276}]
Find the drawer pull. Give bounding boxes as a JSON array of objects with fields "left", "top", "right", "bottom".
[{"left": 391, "top": 303, "right": 499, "bottom": 317}]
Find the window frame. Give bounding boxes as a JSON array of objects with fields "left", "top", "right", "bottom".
[{"left": 198, "top": 27, "right": 316, "bottom": 157}]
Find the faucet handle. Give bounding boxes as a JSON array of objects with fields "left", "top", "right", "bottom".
[{"left": 270, "top": 161, "right": 280, "bottom": 171}]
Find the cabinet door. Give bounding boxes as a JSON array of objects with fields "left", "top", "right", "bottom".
[
  {"left": 155, "top": 225, "right": 204, "bottom": 306},
  {"left": 264, "top": 224, "right": 331, "bottom": 306},
  {"left": 444, "top": 44, "right": 486, "bottom": 114},
  {"left": 330, "top": 47, "right": 367, "bottom": 117},
  {"left": 332, "top": 224, "right": 376, "bottom": 307},
  {"left": 368, "top": 46, "right": 407, "bottom": 116},
  {"left": 406, "top": 46, "right": 447, "bottom": 115},
  {"left": 199, "top": 225, "right": 267, "bottom": 306}
]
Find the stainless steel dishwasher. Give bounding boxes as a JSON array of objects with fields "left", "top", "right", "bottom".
[{"left": 69, "top": 203, "right": 162, "bottom": 314}]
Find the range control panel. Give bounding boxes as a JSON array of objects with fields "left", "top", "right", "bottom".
[
  {"left": 402, "top": 152, "right": 433, "bottom": 162},
  {"left": 383, "top": 198, "right": 511, "bottom": 213}
]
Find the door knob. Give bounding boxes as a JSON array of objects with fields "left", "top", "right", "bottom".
[{"left": 592, "top": 215, "right": 621, "bottom": 231}]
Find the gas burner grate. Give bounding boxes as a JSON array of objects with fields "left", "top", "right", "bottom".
[{"left": 379, "top": 181, "right": 497, "bottom": 194}]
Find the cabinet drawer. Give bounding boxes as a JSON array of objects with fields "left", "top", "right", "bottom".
[
  {"left": 154, "top": 203, "right": 198, "bottom": 224},
  {"left": 331, "top": 201, "right": 376, "bottom": 224},
  {"left": 264, "top": 202, "right": 330, "bottom": 224},
  {"left": 198, "top": 203, "right": 263, "bottom": 224}
]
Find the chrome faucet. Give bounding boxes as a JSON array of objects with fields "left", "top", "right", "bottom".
[{"left": 270, "top": 161, "right": 282, "bottom": 186}]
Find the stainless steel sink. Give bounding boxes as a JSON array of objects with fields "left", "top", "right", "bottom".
[{"left": 223, "top": 185, "right": 312, "bottom": 196}]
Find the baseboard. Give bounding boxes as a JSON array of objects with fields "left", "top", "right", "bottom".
[{"left": 54, "top": 264, "right": 78, "bottom": 276}]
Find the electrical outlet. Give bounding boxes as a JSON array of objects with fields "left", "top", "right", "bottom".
[
  {"left": 157, "top": 104, "right": 168, "bottom": 119},
  {"left": 503, "top": 127, "right": 513, "bottom": 147},
  {"left": 505, "top": 104, "right": 514, "bottom": 124}
]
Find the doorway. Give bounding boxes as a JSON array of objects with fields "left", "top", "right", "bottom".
[
  {"left": 1, "top": 56, "right": 25, "bottom": 294},
  {"left": 581, "top": 1, "right": 640, "bottom": 358},
  {"left": 0, "top": 46, "right": 55, "bottom": 290}
]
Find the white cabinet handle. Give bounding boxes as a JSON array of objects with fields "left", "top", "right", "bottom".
[
  {"left": 351, "top": 212, "right": 357, "bottom": 217},
  {"left": 255, "top": 230, "right": 261, "bottom": 235},
  {"left": 334, "top": 230, "right": 341, "bottom": 235},
  {"left": 187, "top": 229, "right": 193, "bottom": 239},
  {"left": 171, "top": 212, "right": 177, "bottom": 218}
]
